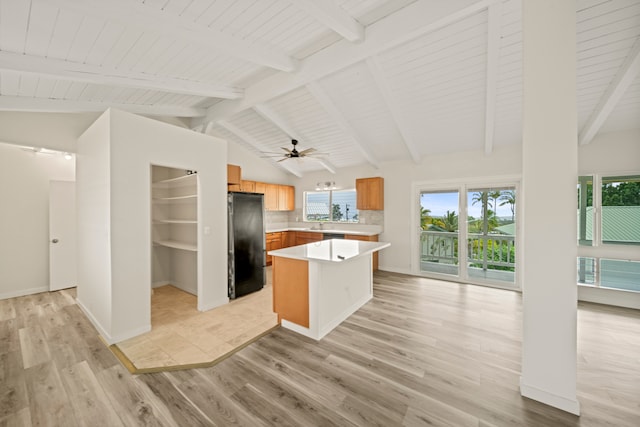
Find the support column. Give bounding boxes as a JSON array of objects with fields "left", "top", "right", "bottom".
[{"left": 520, "top": 0, "right": 580, "bottom": 415}]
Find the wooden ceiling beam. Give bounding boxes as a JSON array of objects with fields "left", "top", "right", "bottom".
[
  {"left": 0, "top": 51, "right": 243, "bottom": 99},
  {"left": 484, "top": 2, "right": 502, "bottom": 155},
  {"left": 306, "top": 81, "right": 379, "bottom": 169},
  {"left": 578, "top": 37, "right": 640, "bottom": 145},
  {"left": 366, "top": 56, "right": 421, "bottom": 163},
  {"left": 289, "top": 0, "right": 364, "bottom": 42},
  {"left": 217, "top": 120, "right": 303, "bottom": 178},
  {"left": 254, "top": 103, "right": 337, "bottom": 174},
  {"left": 196, "top": 0, "right": 500, "bottom": 127},
  {"left": 0, "top": 95, "right": 205, "bottom": 117}
]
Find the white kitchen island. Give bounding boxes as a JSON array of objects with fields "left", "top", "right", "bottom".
[{"left": 268, "top": 239, "right": 390, "bottom": 341}]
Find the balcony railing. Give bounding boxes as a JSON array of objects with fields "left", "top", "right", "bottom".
[{"left": 420, "top": 231, "right": 516, "bottom": 272}]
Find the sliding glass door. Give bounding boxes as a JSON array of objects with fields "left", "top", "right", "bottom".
[
  {"left": 419, "top": 190, "right": 460, "bottom": 276},
  {"left": 466, "top": 187, "right": 516, "bottom": 286},
  {"left": 418, "top": 183, "right": 518, "bottom": 289}
]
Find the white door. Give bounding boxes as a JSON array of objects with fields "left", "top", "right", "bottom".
[{"left": 49, "top": 181, "right": 77, "bottom": 291}]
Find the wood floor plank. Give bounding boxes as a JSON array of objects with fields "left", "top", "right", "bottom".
[
  {"left": 17, "top": 326, "right": 51, "bottom": 369},
  {"left": 0, "top": 319, "right": 19, "bottom": 356},
  {"left": 138, "top": 373, "right": 214, "bottom": 426},
  {"left": 177, "top": 372, "right": 269, "bottom": 427},
  {"left": 1, "top": 273, "right": 639, "bottom": 426},
  {"left": 96, "top": 364, "right": 179, "bottom": 427},
  {"left": 24, "top": 362, "right": 77, "bottom": 427},
  {"left": 59, "top": 361, "right": 124, "bottom": 426},
  {"left": 0, "top": 353, "right": 29, "bottom": 419}
]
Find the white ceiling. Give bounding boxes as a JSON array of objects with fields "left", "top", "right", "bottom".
[{"left": 0, "top": 0, "right": 638, "bottom": 176}]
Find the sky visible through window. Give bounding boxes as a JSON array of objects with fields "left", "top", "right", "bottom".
[{"left": 421, "top": 191, "right": 513, "bottom": 219}]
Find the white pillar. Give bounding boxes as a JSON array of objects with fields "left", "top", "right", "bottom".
[{"left": 520, "top": 0, "right": 580, "bottom": 415}]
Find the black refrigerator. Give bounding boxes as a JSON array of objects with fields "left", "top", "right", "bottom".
[{"left": 228, "top": 192, "right": 265, "bottom": 299}]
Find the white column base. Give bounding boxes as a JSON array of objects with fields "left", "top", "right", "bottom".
[{"left": 520, "top": 378, "right": 581, "bottom": 416}]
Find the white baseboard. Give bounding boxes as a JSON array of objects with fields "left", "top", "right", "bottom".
[
  {"left": 377, "top": 265, "right": 413, "bottom": 275},
  {"left": 152, "top": 281, "right": 171, "bottom": 288},
  {"left": 578, "top": 285, "right": 640, "bottom": 310},
  {"left": 76, "top": 298, "right": 151, "bottom": 345},
  {"left": 318, "top": 293, "right": 372, "bottom": 340},
  {"left": 520, "top": 378, "right": 581, "bottom": 416},
  {"left": 198, "top": 297, "right": 229, "bottom": 312},
  {"left": 0, "top": 286, "right": 48, "bottom": 300}
]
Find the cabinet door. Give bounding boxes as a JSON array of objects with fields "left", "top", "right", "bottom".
[
  {"left": 345, "top": 234, "right": 379, "bottom": 271},
  {"left": 255, "top": 182, "right": 266, "bottom": 194},
  {"left": 240, "top": 180, "right": 256, "bottom": 192},
  {"left": 296, "top": 232, "right": 322, "bottom": 245},
  {"left": 356, "top": 177, "right": 384, "bottom": 210},
  {"left": 227, "top": 164, "right": 241, "bottom": 185},
  {"left": 277, "top": 185, "right": 295, "bottom": 211},
  {"left": 265, "top": 184, "right": 279, "bottom": 211}
]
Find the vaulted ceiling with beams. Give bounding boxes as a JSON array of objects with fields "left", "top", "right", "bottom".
[{"left": 0, "top": 0, "right": 638, "bottom": 176}]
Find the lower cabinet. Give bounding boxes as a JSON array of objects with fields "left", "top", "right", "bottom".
[
  {"left": 265, "top": 232, "right": 283, "bottom": 266},
  {"left": 345, "top": 234, "right": 379, "bottom": 271},
  {"left": 295, "top": 231, "right": 323, "bottom": 246}
]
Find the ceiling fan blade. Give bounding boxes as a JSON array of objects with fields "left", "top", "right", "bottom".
[
  {"left": 276, "top": 157, "right": 289, "bottom": 162},
  {"left": 297, "top": 148, "right": 316, "bottom": 156},
  {"left": 280, "top": 147, "right": 292, "bottom": 154}
]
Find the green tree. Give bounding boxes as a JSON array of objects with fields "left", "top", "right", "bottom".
[
  {"left": 332, "top": 203, "right": 343, "bottom": 221},
  {"left": 420, "top": 207, "right": 432, "bottom": 230},
  {"left": 499, "top": 190, "right": 516, "bottom": 222},
  {"left": 471, "top": 191, "right": 491, "bottom": 235},
  {"left": 602, "top": 181, "right": 640, "bottom": 206},
  {"left": 489, "top": 190, "right": 501, "bottom": 219},
  {"left": 439, "top": 210, "right": 458, "bottom": 232}
]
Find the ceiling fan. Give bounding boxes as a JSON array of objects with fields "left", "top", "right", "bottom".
[{"left": 262, "top": 139, "right": 325, "bottom": 162}]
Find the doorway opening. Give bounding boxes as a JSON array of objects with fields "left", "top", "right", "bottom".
[{"left": 418, "top": 182, "right": 518, "bottom": 289}]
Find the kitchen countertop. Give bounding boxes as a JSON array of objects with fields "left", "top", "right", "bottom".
[
  {"left": 268, "top": 239, "right": 390, "bottom": 263},
  {"left": 265, "top": 226, "right": 380, "bottom": 236}
]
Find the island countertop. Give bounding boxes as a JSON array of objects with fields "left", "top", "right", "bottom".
[{"left": 268, "top": 239, "right": 390, "bottom": 263}]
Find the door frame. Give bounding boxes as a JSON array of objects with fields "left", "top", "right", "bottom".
[
  {"left": 49, "top": 180, "right": 77, "bottom": 291},
  {"left": 411, "top": 175, "right": 522, "bottom": 290}
]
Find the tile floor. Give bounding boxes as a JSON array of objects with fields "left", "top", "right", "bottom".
[{"left": 115, "top": 274, "right": 278, "bottom": 371}]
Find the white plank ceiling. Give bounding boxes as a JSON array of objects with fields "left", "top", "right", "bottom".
[{"left": 0, "top": 0, "right": 638, "bottom": 175}]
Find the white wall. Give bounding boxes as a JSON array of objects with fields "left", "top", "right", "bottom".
[
  {"left": 77, "top": 109, "right": 228, "bottom": 344},
  {"left": 226, "top": 139, "right": 292, "bottom": 184},
  {"left": 0, "top": 143, "right": 75, "bottom": 299},
  {"left": 0, "top": 111, "right": 190, "bottom": 154},
  {"left": 579, "top": 129, "right": 640, "bottom": 174},
  {"left": 75, "top": 112, "right": 113, "bottom": 332}
]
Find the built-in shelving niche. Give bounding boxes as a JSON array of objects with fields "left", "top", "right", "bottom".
[{"left": 151, "top": 165, "right": 198, "bottom": 297}]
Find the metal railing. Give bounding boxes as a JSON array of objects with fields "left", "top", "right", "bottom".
[{"left": 420, "top": 231, "right": 515, "bottom": 271}]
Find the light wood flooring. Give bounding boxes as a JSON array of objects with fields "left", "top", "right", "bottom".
[
  {"left": 1, "top": 271, "right": 639, "bottom": 426},
  {"left": 115, "top": 283, "right": 278, "bottom": 371}
]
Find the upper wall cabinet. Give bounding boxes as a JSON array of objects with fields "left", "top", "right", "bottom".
[
  {"left": 227, "top": 164, "right": 241, "bottom": 186},
  {"left": 356, "top": 177, "right": 384, "bottom": 210},
  {"left": 236, "top": 180, "right": 294, "bottom": 211}
]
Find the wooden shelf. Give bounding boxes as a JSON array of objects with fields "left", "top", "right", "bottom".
[
  {"left": 153, "top": 219, "right": 197, "bottom": 224},
  {"left": 152, "top": 173, "right": 197, "bottom": 188},
  {"left": 153, "top": 240, "right": 197, "bottom": 252},
  {"left": 153, "top": 194, "right": 197, "bottom": 202}
]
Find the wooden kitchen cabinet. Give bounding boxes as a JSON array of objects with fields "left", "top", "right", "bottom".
[
  {"left": 264, "top": 184, "right": 279, "bottom": 211},
  {"left": 254, "top": 182, "right": 266, "bottom": 194},
  {"left": 240, "top": 180, "right": 256, "bottom": 192},
  {"left": 356, "top": 177, "right": 384, "bottom": 210},
  {"left": 264, "top": 183, "right": 295, "bottom": 211},
  {"left": 295, "top": 231, "right": 323, "bottom": 246},
  {"left": 266, "top": 232, "right": 284, "bottom": 265},
  {"left": 345, "top": 234, "right": 380, "bottom": 271},
  {"left": 278, "top": 185, "right": 295, "bottom": 211},
  {"left": 227, "top": 164, "right": 241, "bottom": 185}
]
